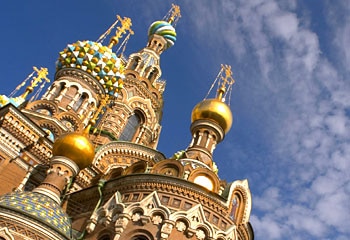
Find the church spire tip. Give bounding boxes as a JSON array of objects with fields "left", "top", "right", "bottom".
[{"left": 165, "top": 4, "right": 181, "bottom": 26}]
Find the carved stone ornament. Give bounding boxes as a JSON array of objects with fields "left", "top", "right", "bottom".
[
  {"left": 175, "top": 220, "right": 187, "bottom": 232},
  {"left": 152, "top": 215, "right": 163, "bottom": 225},
  {"left": 131, "top": 212, "right": 141, "bottom": 222},
  {"left": 160, "top": 222, "right": 174, "bottom": 239},
  {"left": 196, "top": 229, "right": 206, "bottom": 240}
]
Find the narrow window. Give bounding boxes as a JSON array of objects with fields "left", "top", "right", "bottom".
[
  {"left": 73, "top": 93, "right": 87, "bottom": 111},
  {"left": 119, "top": 113, "right": 142, "bottom": 141}
]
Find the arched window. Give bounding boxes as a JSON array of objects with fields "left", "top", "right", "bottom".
[
  {"left": 56, "top": 82, "right": 65, "bottom": 97},
  {"left": 230, "top": 194, "right": 240, "bottom": 221},
  {"left": 148, "top": 68, "right": 158, "bottom": 82},
  {"left": 132, "top": 236, "right": 149, "bottom": 240},
  {"left": 130, "top": 57, "right": 141, "bottom": 70},
  {"left": 73, "top": 93, "right": 87, "bottom": 111},
  {"left": 98, "top": 235, "right": 111, "bottom": 240},
  {"left": 66, "top": 85, "right": 78, "bottom": 101},
  {"left": 119, "top": 112, "right": 142, "bottom": 141}
]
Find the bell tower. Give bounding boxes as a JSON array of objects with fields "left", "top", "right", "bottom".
[{"left": 90, "top": 5, "right": 181, "bottom": 149}]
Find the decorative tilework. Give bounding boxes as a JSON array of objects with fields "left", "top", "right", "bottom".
[
  {"left": 0, "top": 192, "right": 71, "bottom": 238},
  {"left": 148, "top": 21, "right": 177, "bottom": 48},
  {"left": 56, "top": 40, "right": 125, "bottom": 97}
]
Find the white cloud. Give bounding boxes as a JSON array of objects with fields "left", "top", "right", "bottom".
[
  {"left": 182, "top": 0, "right": 350, "bottom": 239},
  {"left": 325, "top": 112, "right": 348, "bottom": 137},
  {"left": 254, "top": 187, "right": 281, "bottom": 211},
  {"left": 266, "top": 12, "right": 298, "bottom": 41},
  {"left": 316, "top": 190, "right": 350, "bottom": 233},
  {"left": 250, "top": 214, "right": 282, "bottom": 239}
]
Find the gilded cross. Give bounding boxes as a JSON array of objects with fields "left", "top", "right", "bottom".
[
  {"left": 168, "top": 4, "right": 181, "bottom": 24},
  {"left": 108, "top": 15, "right": 134, "bottom": 48}
]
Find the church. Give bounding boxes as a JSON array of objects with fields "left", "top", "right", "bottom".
[{"left": 0, "top": 4, "right": 254, "bottom": 240}]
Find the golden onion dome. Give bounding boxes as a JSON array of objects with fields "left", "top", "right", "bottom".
[
  {"left": 52, "top": 132, "right": 95, "bottom": 169},
  {"left": 191, "top": 98, "right": 233, "bottom": 134}
]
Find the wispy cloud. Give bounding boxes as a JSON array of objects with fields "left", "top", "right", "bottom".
[{"left": 182, "top": 0, "right": 350, "bottom": 239}]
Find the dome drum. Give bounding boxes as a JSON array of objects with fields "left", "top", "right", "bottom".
[
  {"left": 190, "top": 119, "right": 225, "bottom": 143},
  {"left": 50, "top": 156, "right": 80, "bottom": 177},
  {"left": 54, "top": 68, "right": 106, "bottom": 96}
]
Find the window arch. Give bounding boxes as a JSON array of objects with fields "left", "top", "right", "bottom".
[
  {"left": 131, "top": 236, "right": 149, "bottom": 240},
  {"left": 127, "top": 229, "right": 154, "bottom": 240},
  {"left": 129, "top": 56, "right": 141, "bottom": 70},
  {"left": 66, "top": 85, "right": 78, "bottom": 99},
  {"left": 229, "top": 194, "right": 240, "bottom": 221},
  {"left": 147, "top": 67, "right": 159, "bottom": 82},
  {"left": 73, "top": 92, "right": 88, "bottom": 111},
  {"left": 98, "top": 235, "right": 111, "bottom": 240},
  {"left": 119, "top": 111, "right": 143, "bottom": 141},
  {"left": 56, "top": 82, "right": 66, "bottom": 96}
]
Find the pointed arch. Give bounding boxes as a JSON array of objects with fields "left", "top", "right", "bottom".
[
  {"left": 0, "top": 227, "right": 14, "bottom": 240},
  {"left": 226, "top": 179, "right": 252, "bottom": 224},
  {"left": 119, "top": 110, "right": 144, "bottom": 142}
]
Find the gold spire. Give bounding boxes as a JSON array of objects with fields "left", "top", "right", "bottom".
[
  {"left": 165, "top": 4, "right": 181, "bottom": 25},
  {"left": 20, "top": 67, "right": 50, "bottom": 100},
  {"left": 107, "top": 15, "right": 134, "bottom": 49}
]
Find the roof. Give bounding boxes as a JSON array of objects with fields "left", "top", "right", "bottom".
[{"left": 0, "top": 191, "right": 71, "bottom": 238}]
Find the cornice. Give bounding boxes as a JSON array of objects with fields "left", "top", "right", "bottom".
[
  {"left": 55, "top": 68, "right": 105, "bottom": 95},
  {"left": 103, "top": 174, "right": 231, "bottom": 216}
]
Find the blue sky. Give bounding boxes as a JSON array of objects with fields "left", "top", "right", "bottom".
[{"left": 1, "top": 1, "right": 350, "bottom": 239}]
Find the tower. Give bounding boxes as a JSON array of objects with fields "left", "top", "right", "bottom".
[
  {"left": 0, "top": 4, "right": 253, "bottom": 240},
  {"left": 0, "top": 125, "right": 95, "bottom": 239}
]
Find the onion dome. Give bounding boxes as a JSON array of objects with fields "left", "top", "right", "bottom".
[
  {"left": 0, "top": 192, "right": 71, "bottom": 238},
  {"left": 148, "top": 21, "right": 177, "bottom": 48},
  {"left": 52, "top": 132, "right": 95, "bottom": 169},
  {"left": 56, "top": 40, "right": 124, "bottom": 97},
  {"left": 191, "top": 98, "right": 233, "bottom": 134},
  {"left": 0, "top": 95, "right": 25, "bottom": 107}
]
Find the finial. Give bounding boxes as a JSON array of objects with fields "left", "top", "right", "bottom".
[
  {"left": 20, "top": 67, "right": 50, "bottom": 100},
  {"left": 165, "top": 4, "right": 181, "bottom": 25},
  {"left": 204, "top": 64, "right": 235, "bottom": 104},
  {"left": 107, "top": 15, "right": 134, "bottom": 49},
  {"left": 216, "top": 64, "right": 235, "bottom": 101}
]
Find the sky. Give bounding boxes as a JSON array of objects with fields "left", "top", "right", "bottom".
[{"left": 1, "top": 0, "right": 350, "bottom": 239}]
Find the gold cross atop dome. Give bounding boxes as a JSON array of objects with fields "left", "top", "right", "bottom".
[
  {"left": 108, "top": 15, "right": 134, "bottom": 49},
  {"left": 21, "top": 67, "right": 50, "bottom": 99},
  {"left": 166, "top": 4, "right": 181, "bottom": 25},
  {"left": 217, "top": 64, "right": 235, "bottom": 101},
  {"left": 203, "top": 64, "right": 235, "bottom": 104},
  {"left": 192, "top": 64, "right": 235, "bottom": 134}
]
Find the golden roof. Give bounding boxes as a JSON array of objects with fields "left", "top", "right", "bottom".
[{"left": 191, "top": 98, "right": 233, "bottom": 134}]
